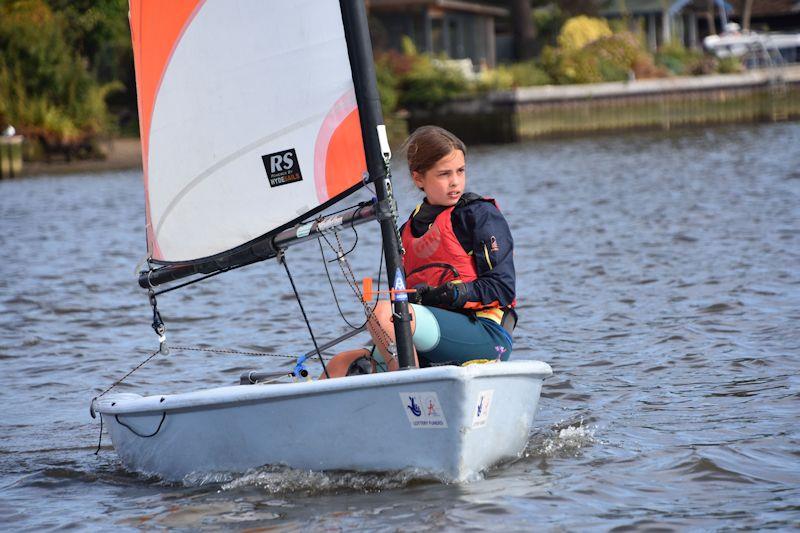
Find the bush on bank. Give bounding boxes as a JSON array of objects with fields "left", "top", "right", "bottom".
[
  {"left": 0, "top": 0, "right": 122, "bottom": 159},
  {"left": 375, "top": 16, "right": 744, "bottom": 113}
]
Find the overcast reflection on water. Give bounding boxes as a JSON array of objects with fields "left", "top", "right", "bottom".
[{"left": 0, "top": 122, "right": 798, "bottom": 530}]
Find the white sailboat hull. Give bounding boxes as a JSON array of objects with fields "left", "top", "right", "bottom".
[{"left": 94, "top": 361, "right": 552, "bottom": 482}]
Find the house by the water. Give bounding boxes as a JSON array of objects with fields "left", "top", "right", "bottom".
[{"left": 367, "top": 0, "right": 509, "bottom": 68}]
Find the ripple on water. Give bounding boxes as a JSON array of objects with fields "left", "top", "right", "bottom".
[{"left": 2, "top": 124, "right": 800, "bottom": 530}]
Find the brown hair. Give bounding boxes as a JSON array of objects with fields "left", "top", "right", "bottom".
[{"left": 402, "top": 125, "right": 466, "bottom": 175}]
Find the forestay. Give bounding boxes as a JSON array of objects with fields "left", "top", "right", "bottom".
[{"left": 130, "top": 0, "right": 367, "bottom": 264}]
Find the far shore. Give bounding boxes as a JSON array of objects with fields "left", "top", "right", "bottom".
[{"left": 22, "top": 137, "right": 142, "bottom": 177}]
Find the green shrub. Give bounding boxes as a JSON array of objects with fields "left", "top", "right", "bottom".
[
  {"left": 475, "top": 65, "right": 514, "bottom": 92},
  {"left": 376, "top": 37, "right": 471, "bottom": 110},
  {"left": 655, "top": 43, "right": 704, "bottom": 75},
  {"left": 399, "top": 55, "right": 469, "bottom": 108},
  {"left": 506, "top": 61, "right": 552, "bottom": 87},
  {"left": 374, "top": 53, "right": 400, "bottom": 117},
  {"left": 716, "top": 56, "right": 744, "bottom": 74},
  {"left": 543, "top": 31, "right": 649, "bottom": 84}
]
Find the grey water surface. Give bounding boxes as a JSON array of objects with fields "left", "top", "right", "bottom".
[{"left": 1, "top": 122, "right": 799, "bottom": 531}]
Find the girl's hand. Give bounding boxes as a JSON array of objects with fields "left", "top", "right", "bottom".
[
  {"left": 418, "top": 282, "right": 467, "bottom": 309},
  {"left": 409, "top": 283, "right": 431, "bottom": 304}
]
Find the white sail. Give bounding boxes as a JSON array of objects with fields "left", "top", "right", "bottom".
[{"left": 130, "top": 0, "right": 367, "bottom": 262}]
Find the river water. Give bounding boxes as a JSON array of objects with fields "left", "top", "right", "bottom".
[{"left": 1, "top": 122, "right": 799, "bottom": 531}]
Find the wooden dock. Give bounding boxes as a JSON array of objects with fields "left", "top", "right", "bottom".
[{"left": 0, "top": 135, "right": 24, "bottom": 179}]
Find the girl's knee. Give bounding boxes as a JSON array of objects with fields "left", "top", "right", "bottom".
[{"left": 368, "top": 300, "right": 416, "bottom": 333}]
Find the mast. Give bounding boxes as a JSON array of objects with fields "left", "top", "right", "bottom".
[{"left": 340, "top": 0, "right": 416, "bottom": 370}]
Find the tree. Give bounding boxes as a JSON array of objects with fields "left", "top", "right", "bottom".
[{"left": 0, "top": 0, "right": 121, "bottom": 153}]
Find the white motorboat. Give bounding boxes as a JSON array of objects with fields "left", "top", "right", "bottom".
[{"left": 704, "top": 23, "right": 800, "bottom": 66}]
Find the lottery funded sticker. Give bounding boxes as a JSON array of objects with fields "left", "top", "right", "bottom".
[
  {"left": 472, "top": 389, "right": 494, "bottom": 428},
  {"left": 400, "top": 392, "right": 448, "bottom": 428}
]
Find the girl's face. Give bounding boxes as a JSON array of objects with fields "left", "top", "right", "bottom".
[{"left": 412, "top": 149, "right": 466, "bottom": 207}]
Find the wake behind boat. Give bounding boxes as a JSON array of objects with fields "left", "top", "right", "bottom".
[{"left": 91, "top": 0, "right": 551, "bottom": 483}]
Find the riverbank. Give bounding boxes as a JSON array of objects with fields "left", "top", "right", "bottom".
[
  {"left": 409, "top": 65, "right": 800, "bottom": 143},
  {"left": 9, "top": 66, "right": 800, "bottom": 177},
  {"left": 20, "top": 137, "right": 142, "bottom": 177}
]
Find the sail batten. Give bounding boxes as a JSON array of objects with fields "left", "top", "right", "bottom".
[{"left": 131, "top": 0, "right": 367, "bottom": 265}]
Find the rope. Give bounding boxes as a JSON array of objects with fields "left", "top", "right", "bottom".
[
  {"left": 94, "top": 414, "right": 103, "bottom": 455},
  {"left": 169, "top": 346, "right": 297, "bottom": 358},
  {"left": 318, "top": 237, "right": 365, "bottom": 330},
  {"left": 92, "top": 347, "right": 160, "bottom": 455},
  {"left": 318, "top": 230, "right": 396, "bottom": 363},
  {"left": 94, "top": 348, "right": 161, "bottom": 400},
  {"left": 317, "top": 236, "right": 385, "bottom": 331},
  {"left": 115, "top": 412, "right": 167, "bottom": 438},
  {"left": 280, "top": 253, "right": 330, "bottom": 379}
]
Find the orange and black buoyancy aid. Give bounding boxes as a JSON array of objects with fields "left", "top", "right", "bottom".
[{"left": 400, "top": 198, "right": 515, "bottom": 325}]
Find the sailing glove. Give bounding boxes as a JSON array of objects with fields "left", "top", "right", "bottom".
[{"left": 412, "top": 282, "right": 468, "bottom": 309}]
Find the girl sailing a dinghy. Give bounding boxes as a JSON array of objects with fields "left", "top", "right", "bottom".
[{"left": 325, "top": 126, "right": 517, "bottom": 377}]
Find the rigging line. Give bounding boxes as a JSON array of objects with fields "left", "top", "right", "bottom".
[
  {"left": 115, "top": 412, "right": 167, "bottom": 438},
  {"left": 320, "top": 202, "right": 365, "bottom": 263},
  {"left": 94, "top": 348, "right": 161, "bottom": 400},
  {"left": 311, "top": 200, "right": 372, "bottom": 221},
  {"left": 318, "top": 237, "right": 364, "bottom": 330},
  {"left": 320, "top": 230, "right": 394, "bottom": 352},
  {"left": 317, "top": 232, "right": 383, "bottom": 332},
  {"left": 169, "top": 346, "right": 296, "bottom": 358},
  {"left": 280, "top": 253, "right": 330, "bottom": 379},
  {"left": 94, "top": 413, "right": 103, "bottom": 455}
]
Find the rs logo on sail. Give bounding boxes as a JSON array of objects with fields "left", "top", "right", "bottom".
[
  {"left": 268, "top": 151, "right": 294, "bottom": 172},
  {"left": 262, "top": 148, "right": 303, "bottom": 188}
]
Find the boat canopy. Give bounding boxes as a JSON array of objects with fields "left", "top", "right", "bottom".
[{"left": 130, "top": 0, "right": 368, "bottom": 265}]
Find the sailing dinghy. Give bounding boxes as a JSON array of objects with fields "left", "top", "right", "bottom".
[{"left": 91, "top": 0, "right": 552, "bottom": 483}]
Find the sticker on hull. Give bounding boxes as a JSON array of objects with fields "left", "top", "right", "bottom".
[
  {"left": 400, "top": 392, "right": 447, "bottom": 428},
  {"left": 472, "top": 389, "right": 494, "bottom": 428}
]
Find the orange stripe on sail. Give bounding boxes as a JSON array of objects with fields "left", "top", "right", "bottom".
[
  {"left": 129, "top": 0, "right": 204, "bottom": 260},
  {"left": 313, "top": 90, "right": 367, "bottom": 202},
  {"left": 325, "top": 109, "right": 367, "bottom": 199}
]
